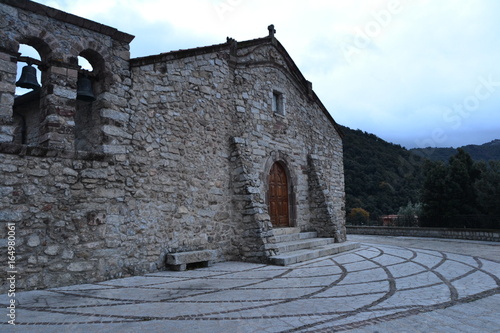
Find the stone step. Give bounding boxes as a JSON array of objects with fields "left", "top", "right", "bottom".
[
  {"left": 275, "top": 237, "right": 334, "bottom": 253},
  {"left": 269, "top": 241, "right": 360, "bottom": 266},
  {"left": 272, "top": 227, "right": 301, "bottom": 236},
  {"left": 274, "top": 231, "right": 317, "bottom": 243}
]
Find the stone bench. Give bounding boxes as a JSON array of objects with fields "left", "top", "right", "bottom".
[{"left": 166, "top": 250, "right": 217, "bottom": 271}]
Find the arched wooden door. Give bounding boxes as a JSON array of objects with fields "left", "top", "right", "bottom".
[{"left": 269, "top": 162, "right": 290, "bottom": 227}]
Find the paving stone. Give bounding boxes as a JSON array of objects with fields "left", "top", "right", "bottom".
[
  {"left": 411, "top": 251, "right": 445, "bottom": 268},
  {"left": 319, "top": 281, "right": 390, "bottom": 297},
  {"left": 394, "top": 271, "right": 443, "bottom": 289},
  {"left": 386, "top": 261, "right": 428, "bottom": 278},
  {"left": 1, "top": 236, "right": 499, "bottom": 332}
]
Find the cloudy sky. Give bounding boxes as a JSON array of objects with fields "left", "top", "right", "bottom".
[{"left": 34, "top": 0, "right": 500, "bottom": 148}]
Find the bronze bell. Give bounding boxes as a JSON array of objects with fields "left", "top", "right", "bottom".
[
  {"left": 76, "top": 75, "right": 96, "bottom": 101},
  {"left": 16, "top": 64, "right": 41, "bottom": 90}
]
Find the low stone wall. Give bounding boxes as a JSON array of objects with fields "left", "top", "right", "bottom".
[{"left": 347, "top": 226, "right": 500, "bottom": 242}]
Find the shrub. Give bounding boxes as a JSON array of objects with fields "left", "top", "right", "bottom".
[{"left": 347, "top": 208, "right": 370, "bottom": 225}]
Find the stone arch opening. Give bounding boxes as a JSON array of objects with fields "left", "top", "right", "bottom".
[
  {"left": 74, "top": 49, "right": 106, "bottom": 152},
  {"left": 16, "top": 35, "right": 53, "bottom": 90},
  {"left": 12, "top": 37, "right": 51, "bottom": 145},
  {"left": 79, "top": 49, "right": 105, "bottom": 76},
  {"left": 15, "top": 44, "right": 42, "bottom": 96},
  {"left": 20, "top": 34, "right": 56, "bottom": 59},
  {"left": 77, "top": 48, "right": 106, "bottom": 97},
  {"left": 78, "top": 56, "right": 93, "bottom": 71}
]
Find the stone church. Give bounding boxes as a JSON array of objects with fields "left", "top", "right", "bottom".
[{"left": 0, "top": 0, "right": 352, "bottom": 291}]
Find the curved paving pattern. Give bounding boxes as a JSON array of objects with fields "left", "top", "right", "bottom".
[{"left": 2, "top": 241, "right": 499, "bottom": 332}]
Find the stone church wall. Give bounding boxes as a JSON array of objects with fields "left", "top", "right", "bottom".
[
  {"left": 0, "top": 0, "right": 346, "bottom": 292},
  {"left": 128, "top": 49, "right": 242, "bottom": 261},
  {"left": 228, "top": 41, "right": 346, "bottom": 244}
]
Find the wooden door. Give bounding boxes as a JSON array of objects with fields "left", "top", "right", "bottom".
[{"left": 269, "top": 162, "right": 289, "bottom": 227}]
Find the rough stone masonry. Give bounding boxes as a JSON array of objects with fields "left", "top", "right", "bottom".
[{"left": 0, "top": 0, "right": 346, "bottom": 291}]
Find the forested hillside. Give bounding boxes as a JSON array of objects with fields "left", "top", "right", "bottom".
[
  {"left": 342, "top": 125, "right": 500, "bottom": 229},
  {"left": 410, "top": 139, "right": 500, "bottom": 162},
  {"left": 420, "top": 150, "right": 500, "bottom": 229},
  {"left": 340, "top": 125, "right": 425, "bottom": 222}
]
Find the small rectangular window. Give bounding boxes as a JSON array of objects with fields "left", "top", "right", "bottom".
[{"left": 272, "top": 91, "right": 284, "bottom": 115}]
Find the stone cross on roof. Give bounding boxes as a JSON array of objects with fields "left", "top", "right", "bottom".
[{"left": 268, "top": 24, "right": 276, "bottom": 38}]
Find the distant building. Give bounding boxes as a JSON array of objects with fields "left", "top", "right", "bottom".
[
  {"left": 381, "top": 215, "right": 400, "bottom": 226},
  {"left": 381, "top": 214, "right": 419, "bottom": 227}
]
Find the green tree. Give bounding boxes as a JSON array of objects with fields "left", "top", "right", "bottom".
[
  {"left": 475, "top": 161, "right": 500, "bottom": 216},
  {"left": 421, "top": 149, "right": 483, "bottom": 227},
  {"left": 397, "top": 201, "right": 422, "bottom": 227},
  {"left": 447, "top": 148, "right": 481, "bottom": 215},
  {"left": 347, "top": 208, "right": 370, "bottom": 225},
  {"left": 421, "top": 160, "right": 449, "bottom": 218}
]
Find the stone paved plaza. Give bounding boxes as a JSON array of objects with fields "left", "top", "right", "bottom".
[{"left": 2, "top": 235, "right": 499, "bottom": 332}]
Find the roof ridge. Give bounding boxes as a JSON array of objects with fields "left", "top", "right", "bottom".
[{"left": 1, "top": 0, "right": 134, "bottom": 43}]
